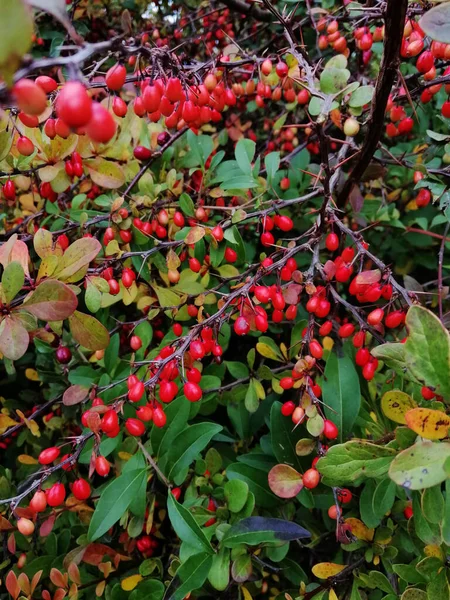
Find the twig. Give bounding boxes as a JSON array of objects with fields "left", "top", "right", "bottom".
[{"left": 136, "top": 440, "right": 171, "bottom": 488}]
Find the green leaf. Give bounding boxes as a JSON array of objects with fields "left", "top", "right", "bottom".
[
  {"left": 68, "top": 311, "right": 110, "bottom": 351},
  {"left": 0, "top": 315, "right": 29, "bottom": 360},
  {"left": 88, "top": 468, "right": 147, "bottom": 541},
  {"left": 373, "top": 306, "right": 450, "bottom": 395},
  {"left": 323, "top": 352, "right": 360, "bottom": 442},
  {"left": 226, "top": 463, "right": 278, "bottom": 508},
  {"left": 442, "top": 479, "right": 450, "bottom": 544},
  {"left": 224, "top": 480, "right": 249, "bottom": 513},
  {"left": 422, "top": 485, "right": 444, "bottom": 524},
  {"left": 178, "top": 193, "right": 195, "bottom": 217},
  {"left": 235, "top": 138, "right": 256, "bottom": 175},
  {"left": 0, "top": 0, "right": 33, "bottom": 84},
  {"left": 270, "top": 402, "right": 303, "bottom": 470},
  {"left": 372, "top": 478, "right": 397, "bottom": 519},
  {"left": 221, "top": 517, "right": 310, "bottom": 547},
  {"left": 22, "top": 279, "right": 78, "bottom": 321},
  {"left": 129, "top": 579, "right": 164, "bottom": 600},
  {"left": 187, "top": 130, "right": 213, "bottom": 168},
  {"left": 265, "top": 152, "right": 280, "bottom": 183},
  {"left": 426, "top": 568, "right": 450, "bottom": 600},
  {"left": 231, "top": 554, "right": 252, "bottom": 583},
  {"left": 389, "top": 439, "right": 450, "bottom": 490},
  {"left": 348, "top": 85, "right": 375, "bottom": 108},
  {"left": 419, "top": 3, "right": 450, "bottom": 43},
  {"left": 164, "top": 552, "right": 212, "bottom": 600},
  {"left": 244, "top": 380, "right": 259, "bottom": 413},
  {"left": 401, "top": 590, "right": 427, "bottom": 600},
  {"left": 208, "top": 548, "right": 230, "bottom": 591},
  {"left": 154, "top": 396, "right": 190, "bottom": 458},
  {"left": 256, "top": 336, "right": 283, "bottom": 362},
  {"left": 320, "top": 67, "right": 350, "bottom": 94},
  {"left": 1, "top": 261, "right": 24, "bottom": 304},
  {"left": 317, "top": 441, "right": 396, "bottom": 486},
  {"left": 153, "top": 286, "right": 181, "bottom": 309},
  {"left": 104, "top": 332, "right": 120, "bottom": 376},
  {"left": 226, "top": 361, "right": 249, "bottom": 380},
  {"left": 360, "top": 480, "right": 381, "bottom": 528},
  {"left": 165, "top": 423, "right": 222, "bottom": 485},
  {"left": 167, "top": 493, "right": 213, "bottom": 554}
]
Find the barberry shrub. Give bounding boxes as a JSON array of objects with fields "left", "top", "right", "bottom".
[{"left": 1, "top": 0, "right": 450, "bottom": 599}]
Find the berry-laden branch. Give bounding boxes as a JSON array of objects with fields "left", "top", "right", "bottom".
[{"left": 336, "top": 0, "right": 409, "bottom": 208}]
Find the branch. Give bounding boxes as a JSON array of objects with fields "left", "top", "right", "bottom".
[
  {"left": 336, "top": 0, "right": 408, "bottom": 208},
  {"left": 220, "top": 0, "right": 274, "bottom": 22}
]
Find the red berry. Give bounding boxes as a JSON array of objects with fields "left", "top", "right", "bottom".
[
  {"left": 56, "top": 346, "right": 72, "bottom": 364},
  {"left": 309, "top": 340, "right": 323, "bottom": 359},
  {"left": 46, "top": 483, "right": 66, "bottom": 507},
  {"left": 101, "top": 409, "right": 119, "bottom": 433},
  {"left": 56, "top": 82, "right": 92, "bottom": 127},
  {"left": 133, "top": 145, "right": 152, "bottom": 161},
  {"left": 276, "top": 61, "right": 289, "bottom": 77},
  {"left": 72, "top": 478, "right": 91, "bottom": 501},
  {"left": 337, "top": 488, "right": 352, "bottom": 503},
  {"left": 355, "top": 347, "right": 370, "bottom": 366},
  {"left": 384, "top": 310, "right": 404, "bottom": 329},
  {"left": 442, "top": 101, "right": 450, "bottom": 119},
  {"left": 224, "top": 247, "right": 237, "bottom": 262},
  {"left": 85, "top": 102, "right": 116, "bottom": 144},
  {"left": 189, "top": 257, "right": 202, "bottom": 273},
  {"left": 95, "top": 456, "right": 111, "bottom": 476},
  {"left": 30, "top": 490, "right": 47, "bottom": 513},
  {"left": 17, "top": 136, "right": 34, "bottom": 156},
  {"left": 35, "top": 75, "right": 58, "bottom": 93},
  {"left": 303, "top": 468, "right": 320, "bottom": 489},
  {"left": 403, "top": 506, "right": 413, "bottom": 520},
  {"left": 105, "top": 63, "right": 126, "bottom": 90},
  {"left": 3, "top": 180, "right": 16, "bottom": 201},
  {"left": 234, "top": 316, "right": 250, "bottom": 336},
  {"left": 173, "top": 323, "right": 183, "bottom": 336},
  {"left": 129, "top": 381, "right": 145, "bottom": 402},
  {"left": 153, "top": 405, "right": 167, "bottom": 428},
  {"left": 184, "top": 382, "right": 203, "bottom": 402},
  {"left": 326, "top": 233, "right": 339, "bottom": 252},
  {"left": 421, "top": 386, "right": 435, "bottom": 400},
  {"left": 281, "top": 401, "right": 296, "bottom": 416},
  {"left": 323, "top": 419, "right": 338, "bottom": 440},
  {"left": 13, "top": 79, "right": 47, "bottom": 115},
  {"left": 125, "top": 418, "right": 146, "bottom": 436},
  {"left": 130, "top": 336, "right": 142, "bottom": 351},
  {"left": 38, "top": 446, "right": 60, "bottom": 465}
]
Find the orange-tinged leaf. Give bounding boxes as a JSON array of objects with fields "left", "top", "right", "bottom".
[
  {"left": 354, "top": 269, "right": 381, "bottom": 287},
  {"left": 268, "top": 464, "right": 303, "bottom": 498},
  {"left": 0, "top": 315, "right": 29, "bottom": 360},
  {"left": 50, "top": 568, "right": 68, "bottom": 589},
  {"left": 85, "top": 157, "right": 126, "bottom": 189},
  {"left": 405, "top": 407, "right": 450, "bottom": 440},
  {"left": 311, "top": 562, "right": 346, "bottom": 579},
  {"left": 345, "top": 518, "right": 374, "bottom": 541},
  {"left": 68, "top": 311, "right": 110, "bottom": 351},
  {"left": 121, "top": 575, "right": 143, "bottom": 591},
  {"left": 95, "top": 581, "right": 106, "bottom": 597},
  {"left": 184, "top": 226, "right": 205, "bottom": 245},
  {"left": 63, "top": 385, "right": 90, "bottom": 406},
  {"left": 381, "top": 390, "right": 417, "bottom": 424},
  {"left": 22, "top": 279, "right": 78, "bottom": 320},
  {"left": 0, "top": 235, "right": 30, "bottom": 277},
  {"left": 6, "top": 570, "right": 20, "bottom": 600},
  {"left": 18, "top": 454, "right": 38, "bottom": 465}
]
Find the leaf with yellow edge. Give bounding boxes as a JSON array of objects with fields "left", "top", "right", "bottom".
[
  {"left": 405, "top": 407, "right": 450, "bottom": 440},
  {"left": 16, "top": 410, "right": 40, "bottom": 437},
  {"left": 18, "top": 455, "right": 38, "bottom": 465},
  {"left": 121, "top": 575, "right": 143, "bottom": 591},
  {"left": 345, "top": 518, "right": 374, "bottom": 541},
  {"left": 256, "top": 336, "right": 283, "bottom": 362},
  {"left": 311, "top": 563, "right": 346, "bottom": 579},
  {"left": 381, "top": 390, "right": 417, "bottom": 425},
  {"left": 0, "top": 414, "right": 19, "bottom": 432}
]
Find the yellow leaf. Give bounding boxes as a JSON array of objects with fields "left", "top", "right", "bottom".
[
  {"left": 322, "top": 336, "right": 334, "bottom": 351},
  {"left": 0, "top": 414, "right": 18, "bottom": 432},
  {"left": 405, "top": 407, "right": 450, "bottom": 440},
  {"left": 241, "top": 587, "right": 253, "bottom": 600},
  {"left": 118, "top": 452, "right": 133, "bottom": 461},
  {"left": 95, "top": 581, "right": 106, "bottom": 597},
  {"left": 424, "top": 544, "right": 444, "bottom": 560},
  {"left": 256, "top": 342, "right": 281, "bottom": 361},
  {"left": 16, "top": 410, "right": 40, "bottom": 437},
  {"left": 311, "top": 563, "right": 346, "bottom": 579},
  {"left": 381, "top": 390, "right": 417, "bottom": 424},
  {"left": 121, "top": 575, "right": 142, "bottom": 591},
  {"left": 184, "top": 226, "right": 205, "bottom": 245},
  {"left": 18, "top": 454, "right": 38, "bottom": 465},
  {"left": 329, "top": 590, "right": 339, "bottom": 600},
  {"left": 25, "top": 368, "right": 40, "bottom": 381},
  {"left": 345, "top": 518, "right": 374, "bottom": 541}
]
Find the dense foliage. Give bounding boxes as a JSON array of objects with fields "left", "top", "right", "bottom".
[{"left": 2, "top": 0, "right": 450, "bottom": 599}]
